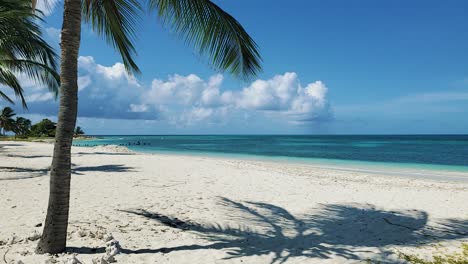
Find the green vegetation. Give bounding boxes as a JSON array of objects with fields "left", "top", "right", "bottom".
[
  {"left": 0, "top": 107, "right": 84, "bottom": 139},
  {"left": 30, "top": 118, "right": 56, "bottom": 137},
  {"left": 38, "top": 0, "right": 262, "bottom": 254},
  {"left": 398, "top": 244, "right": 468, "bottom": 264},
  {"left": 74, "top": 126, "right": 85, "bottom": 136},
  {"left": 0, "top": 106, "right": 15, "bottom": 135},
  {"left": 12, "top": 116, "right": 31, "bottom": 137},
  {"left": 0, "top": 0, "right": 60, "bottom": 108}
]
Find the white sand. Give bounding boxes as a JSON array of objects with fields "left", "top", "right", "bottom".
[{"left": 1, "top": 141, "right": 467, "bottom": 264}]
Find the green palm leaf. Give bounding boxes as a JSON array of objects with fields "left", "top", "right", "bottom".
[
  {"left": 0, "top": 106, "right": 16, "bottom": 135},
  {"left": 149, "top": 0, "right": 262, "bottom": 79},
  {"left": 0, "top": 68, "right": 25, "bottom": 106},
  {"left": 0, "top": 0, "right": 60, "bottom": 108},
  {"left": 82, "top": 0, "right": 142, "bottom": 75}
]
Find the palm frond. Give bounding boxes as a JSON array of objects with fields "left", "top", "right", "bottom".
[
  {"left": 0, "top": 91, "right": 15, "bottom": 105},
  {"left": 0, "top": 0, "right": 60, "bottom": 108},
  {"left": 1, "top": 59, "right": 60, "bottom": 97},
  {"left": 0, "top": 68, "right": 25, "bottom": 107},
  {"left": 82, "top": 0, "right": 142, "bottom": 75},
  {"left": 148, "top": 0, "right": 262, "bottom": 79},
  {"left": 0, "top": 106, "right": 16, "bottom": 118}
]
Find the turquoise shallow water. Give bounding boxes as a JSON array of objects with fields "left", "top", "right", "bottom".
[{"left": 74, "top": 135, "right": 468, "bottom": 174}]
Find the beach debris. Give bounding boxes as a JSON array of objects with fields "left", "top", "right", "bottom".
[
  {"left": 91, "top": 257, "right": 105, "bottom": 264},
  {"left": 8, "top": 235, "right": 18, "bottom": 245},
  {"left": 35, "top": 223, "right": 43, "bottom": 227},
  {"left": 64, "top": 255, "right": 82, "bottom": 264},
  {"left": 44, "top": 257, "right": 58, "bottom": 264},
  {"left": 27, "top": 230, "right": 41, "bottom": 241},
  {"left": 103, "top": 233, "right": 114, "bottom": 242},
  {"left": 103, "top": 239, "right": 121, "bottom": 263},
  {"left": 91, "top": 234, "right": 121, "bottom": 263},
  {"left": 18, "top": 250, "right": 29, "bottom": 256},
  {"left": 77, "top": 229, "right": 88, "bottom": 238},
  {"left": 92, "top": 257, "right": 110, "bottom": 264}
]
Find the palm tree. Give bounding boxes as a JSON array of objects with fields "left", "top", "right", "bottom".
[
  {"left": 36, "top": 0, "right": 262, "bottom": 254},
  {"left": 13, "top": 116, "right": 32, "bottom": 137},
  {"left": 0, "top": 0, "right": 60, "bottom": 108},
  {"left": 74, "top": 126, "right": 84, "bottom": 136},
  {"left": 0, "top": 106, "right": 16, "bottom": 135}
]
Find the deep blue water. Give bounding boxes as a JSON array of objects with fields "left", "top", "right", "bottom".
[{"left": 74, "top": 135, "right": 468, "bottom": 171}]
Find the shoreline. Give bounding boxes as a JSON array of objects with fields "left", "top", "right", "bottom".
[
  {"left": 1, "top": 141, "right": 468, "bottom": 263},
  {"left": 12, "top": 137, "right": 468, "bottom": 183},
  {"left": 147, "top": 150, "right": 468, "bottom": 183},
  {"left": 5, "top": 139, "right": 468, "bottom": 183},
  {"left": 72, "top": 135, "right": 468, "bottom": 176},
  {"left": 72, "top": 143, "right": 468, "bottom": 184}
]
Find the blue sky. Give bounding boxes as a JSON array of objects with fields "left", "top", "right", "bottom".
[{"left": 6, "top": 0, "right": 468, "bottom": 134}]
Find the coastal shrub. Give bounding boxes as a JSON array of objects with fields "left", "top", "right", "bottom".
[
  {"left": 397, "top": 243, "right": 468, "bottom": 264},
  {"left": 29, "top": 119, "right": 56, "bottom": 137}
]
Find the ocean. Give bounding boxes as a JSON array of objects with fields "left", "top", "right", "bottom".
[{"left": 74, "top": 135, "right": 468, "bottom": 175}]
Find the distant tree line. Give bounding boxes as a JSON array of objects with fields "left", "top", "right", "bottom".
[{"left": 0, "top": 107, "right": 85, "bottom": 138}]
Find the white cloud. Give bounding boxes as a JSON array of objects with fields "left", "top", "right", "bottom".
[
  {"left": 78, "top": 75, "right": 91, "bottom": 91},
  {"left": 96, "top": 63, "right": 127, "bottom": 80},
  {"left": 75, "top": 56, "right": 146, "bottom": 118},
  {"left": 141, "top": 71, "right": 331, "bottom": 125},
  {"left": 0, "top": 71, "right": 51, "bottom": 104},
  {"left": 25, "top": 92, "right": 54, "bottom": 103},
  {"left": 237, "top": 72, "right": 297, "bottom": 110},
  {"left": 8, "top": 56, "right": 332, "bottom": 127},
  {"left": 129, "top": 104, "right": 148, "bottom": 113},
  {"left": 78, "top": 56, "right": 94, "bottom": 67},
  {"left": 45, "top": 27, "right": 61, "bottom": 43},
  {"left": 235, "top": 73, "right": 330, "bottom": 122},
  {"left": 79, "top": 57, "right": 140, "bottom": 87}
]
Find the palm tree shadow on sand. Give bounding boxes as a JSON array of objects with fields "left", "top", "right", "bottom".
[{"left": 116, "top": 197, "right": 468, "bottom": 263}]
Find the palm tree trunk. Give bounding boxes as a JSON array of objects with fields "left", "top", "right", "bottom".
[{"left": 36, "top": 0, "right": 81, "bottom": 254}]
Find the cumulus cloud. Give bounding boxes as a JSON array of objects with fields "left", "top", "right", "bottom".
[
  {"left": 75, "top": 56, "right": 149, "bottom": 119},
  {"left": 78, "top": 75, "right": 92, "bottom": 91},
  {"left": 235, "top": 72, "right": 331, "bottom": 122},
  {"left": 5, "top": 56, "right": 150, "bottom": 119},
  {"left": 5, "top": 56, "right": 332, "bottom": 127},
  {"left": 140, "top": 71, "right": 331, "bottom": 124}
]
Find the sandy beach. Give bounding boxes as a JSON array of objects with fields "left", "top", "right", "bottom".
[{"left": 1, "top": 141, "right": 467, "bottom": 263}]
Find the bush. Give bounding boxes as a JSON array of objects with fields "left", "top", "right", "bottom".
[
  {"left": 29, "top": 119, "right": 56, "bottom": 137},
  {"left": 398, "top": 243, "right": 468, "bottom": 264}
]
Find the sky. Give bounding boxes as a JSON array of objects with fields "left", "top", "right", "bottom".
[{"left": 4, "top": 0, "right": 468, "bottom": 135}]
